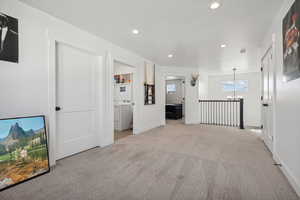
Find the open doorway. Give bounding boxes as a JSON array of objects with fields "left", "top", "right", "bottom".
[
  {"left": 165, "top": 76, "right": 185, "bottom": 125},
  {"left": 113, "top": 61, "right": 135, "bottom": 141}
]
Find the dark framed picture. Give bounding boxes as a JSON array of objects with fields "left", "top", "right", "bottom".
[
  {"left": 0, "top": 12, "right": 19, "bottom": 63},
  {"left": 0, "top": 115, "right": 50, "bottom": 191},
  {"left": 283, "top": 0, "right": 300, "bottom": 82},
  {"left": 144, "top": 62, "right": 155, "bottom": 105},
  {"left": 120, "top": 86, "right": 126, "bottom": 92}
]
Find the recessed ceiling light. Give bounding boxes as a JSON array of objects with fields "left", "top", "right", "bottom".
[
  {"left": 210, "top": 1, "right": 221, "bottom": 10},
  {"left": 221, "top": 44, "right": 227, "bottom": 48},
  {"left": 168, "top": 54, "right": 173, "bottom": 58},
  {"left": 132, "top": 29, "right": 139, "bottom": 35}
]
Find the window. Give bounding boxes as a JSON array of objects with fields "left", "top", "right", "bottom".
[
  {"left": 226, "top": 96, "right": 244, "bottom": 99},
  {"left": 167, "top": 84, "right": 176, "bottom": 93},
  {"left": 221, "top": 80, "right": 248, "bottom": 92}
]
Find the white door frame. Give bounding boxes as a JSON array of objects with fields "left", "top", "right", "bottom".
[
  {"left": 111, "top": 59, "right": 138, "bottom": 141},
  {"left": 163, "top": 75, "right": 187, "bottom": 125},
  {"left": 260, "top": 33, "right": 277, "bottom": 154},
  {"left": 47, "top": 31, "right": 103, "bottom": 166}
]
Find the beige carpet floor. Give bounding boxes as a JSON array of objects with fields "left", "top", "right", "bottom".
[
  {"left": 114, "top": 129, "right": 133, "bottom": 141},
  {"left": 0, "top": 122, "right": 299, "bottom": 200}
]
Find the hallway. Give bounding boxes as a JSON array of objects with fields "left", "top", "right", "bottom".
[{"left": 0, "top": 123, "right": 298, "bottom": 200}]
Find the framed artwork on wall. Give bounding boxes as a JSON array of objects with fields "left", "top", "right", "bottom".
[
  {"left": 0, "top": 12, "right": 19, "bottom": 63},
  {"left": 0, "top": 116, "right": 50, "bottom": 191},
  {"left": 282, "top": 0, "right": 300, "bottom": 82},
  {"left": 144, "top": 62, "right": 155, "bottom": 105}
]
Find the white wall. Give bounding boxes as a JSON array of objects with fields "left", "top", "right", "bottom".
[
  {"left": 0, "top": 0, "right": 163, "bottom": 165},
  {"left": 158, "top": 66, "right": 200, "bottom": 125},
  {"left": 207, "top": 72, "right": 261, "bottom": 127},
  {"left": 261, "top": 0, "right": 300, "bottom": 196},
  {"left": 114, "top": 61, "right": 135, "bottom": 75},
  {"left": 166, "top": 79, "right": 184, "bottom": 104},
  {"left": 198, "top": 72, "right": 209, "bottom": 99}
]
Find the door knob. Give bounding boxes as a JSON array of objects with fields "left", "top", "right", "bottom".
[{"left": 55, "top": 106, "right": 62, "bottom": 111}]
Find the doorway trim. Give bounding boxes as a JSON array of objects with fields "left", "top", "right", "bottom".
[
  {"left": 163, "top": 75, "right": 187, "bottom": 125},
  {"left": 47, "top": 31, "right": 103, "bottom": 166}
]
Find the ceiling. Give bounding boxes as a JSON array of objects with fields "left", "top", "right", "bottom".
[{"left": 20, "top": 0, "right": 284, "bottom": 73}]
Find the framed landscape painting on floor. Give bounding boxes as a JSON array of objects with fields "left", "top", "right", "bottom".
[{"left": 0, "top": 116, "right": 50, "bottom": 191}]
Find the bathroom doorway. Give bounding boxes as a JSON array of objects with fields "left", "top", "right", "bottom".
[{"left": 113, "top": 61, "right": 136, "bottom": 141}]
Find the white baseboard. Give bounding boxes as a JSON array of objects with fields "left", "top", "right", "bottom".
[
  {"left": 185, "top": 120, "right": 200, "bottom": 125},
  {"left": 135, "top": 121, "right": 163, "bottom": 135},
  {"left": 274, "top": 154, "right": 300, "bottom": 197},
  {"left": 100, "top": 140, "right": 113, "bottom": 148}
]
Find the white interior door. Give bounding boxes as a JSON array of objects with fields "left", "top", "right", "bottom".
[
  {"left": 56, "top": 43, "right": 98, "bottom": 160},
  {"left": 261, "top": 47, "right": 274, "bottom": 152}
]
